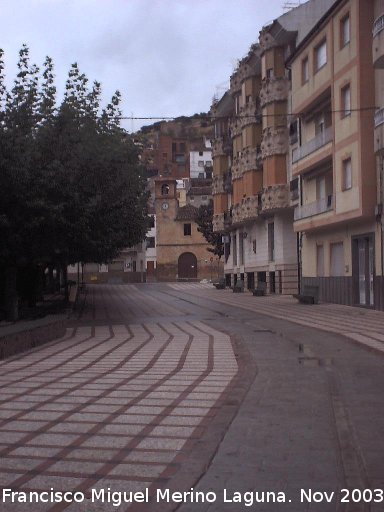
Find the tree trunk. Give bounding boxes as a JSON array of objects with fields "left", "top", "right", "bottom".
[
  {"left": 62, "top": 262, "right": 69, "bottom": 304},
  {"left": 46, "top": 265, "right": 55, "bottom": 293},
  {"left": 5, "top": 267, "right": 19, "bottom": 321}
]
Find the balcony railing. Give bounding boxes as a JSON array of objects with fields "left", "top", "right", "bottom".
[
  {"left": 373, "top": 14, "right": 384, "bottom": 37},
  {"left": 213, "top": 212, "right": 232, "bottom": 232},
  {"left": 294, "top": 195, "right": 333, "bottom": 221},
  {"left": 292, "top": 127, "right": 333, "bottom": 163},
  {"left": 241, "top": 148, "right": 263, "bottom": 172},
  {"left": 261, "top": 184, "right": 290, "bottom": 212},
  {"left": 375, "top": 107, "right": 384, "bottom": 128}
]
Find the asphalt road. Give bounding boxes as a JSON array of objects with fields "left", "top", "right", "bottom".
[{"left": 0, "top": 283, "right": 383, "bottom": 512}]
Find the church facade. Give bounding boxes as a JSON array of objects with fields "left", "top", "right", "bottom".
[{"left": 154, "top": 178, "right": 219, "bottom": 281}]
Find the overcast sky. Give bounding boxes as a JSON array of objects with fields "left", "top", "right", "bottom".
[{"left": 2, "top": 0, "right": 292, "bottom": 131}]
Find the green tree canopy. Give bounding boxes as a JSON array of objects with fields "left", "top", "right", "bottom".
[
  {"left": 0, "top": 45, "right": 148, "bottom": 269},
  {"left": 0, "top": 45, "right": 148, "bottom": 317},
  {"left": 196, "top": 200, "right": 224, "bottom": 259}
]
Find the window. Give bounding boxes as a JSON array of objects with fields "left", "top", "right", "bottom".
[
  {"left": 266, "top": 68, "right": 274, "bottom": 78},
  {"left": 175, "top": 154, "right": 185, "bottom": 163},
  {"left": 235, "top": 94, "right": 241, "bottom": 114},
  {"left": 317, "top": 176, "right": 326, "bottom": 200},
  {"left": 205, "top": 160, "right": 212, "bottom": 167},
  {"left": 148, "top": 215, "right": 155, "bottom": 228},
  {"left": 184, "top": 223, "right": 191, "bottom": 236},
  {"left": 341, "top": 84, "right": 351, "bottom": 117},
  {"left": 252, "top": 239, "right": 257, "bottom": 254},
  {"left": 302, "top": 57, "right": 309, "bottom": 84},
  {"left": 314, "top": 40, "right": 327, "bottom": 71},
  {"left": 146, "top": 236, "right": 155, "bottom": 248},
  {"left": 289, "top": 120, "right": 299, "bottom": 144},
  {"left": 239, "top": 234, "right": 244, "bottom": 265},
  {"left": 179, "top": 142, "right": 186, "bottom": 152},
  {"left": 198, "top": 160, "right": 204, "bottom": 167},
  {"left": 161, "top": 184, "right": 169, "bottom": 195},
  {"left": 268, "top": 223, "right": 275, "bottom": 261},
  {"left": 330, "top": 242, "right": 344, "bottom": 276},
  {"left": 315, "top": 114, "right": 325, "bottom": 135},
  {"left": 199, "top": 151, "right": 203, "bottom": 156},
  {"left": 340, "top": 14, "right": 350, "bottom": 47},
  {"left": 342, "top": 158, "right": 352, "bottom": 190},
  {"left": 232, "top": 235, "right": 237, "bottom": 266}
]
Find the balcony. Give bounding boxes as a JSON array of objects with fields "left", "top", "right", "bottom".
[
  {"left": 241, "top": 147, "right": 263, "bottom": 172},
  {"left": 230, "top": 196, "right": 261, "bottom": 226},
  {"left": 375, "top": 107, "right": 384, "bottom": 127},
  {"left": 213, "top": 213, "right": 224, "bottom": 232},
  {"left": 292, "top": 127, "right": 333, "bottom": 164},
  {"left": 294, "top": 195, "right": 333, "bottom": 221},
  {"left": 231, "top": 155, "right": 242, "bottom": 180},
  {"left": 242, "top": 195, "right": 261, "bottom": 222},
  {"left": 260, "top": 76, "right": 290, "bottom": 108},
  {"left": 212, "top": 136, "right": 232, "bottom": 158},
  {"left": 240, "top": 99, "right": 261, "bottom": 128},
  {"left": 261, "top": 184, "right": 290, "bottom": 213},
  {"left": 229, "top": 118, "right": 242, "bottom": 138},
  {"left": 374, "top": 107, "right": 384, "bottom": 153},
  {"left": 213, "top": 211, "right": 232, "bottom": 233},
  {"left": 231, "top": 203, "right": 243, "bottom": 225},
  {"left": 373, "top": 14, "right": 384, "bottom": 67},
  {"left": 261, "top": 126, "right": 289, "bottom": 158}
]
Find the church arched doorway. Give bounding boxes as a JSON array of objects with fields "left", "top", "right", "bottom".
[{"left": 178, "top": 252, "right": 197, "bottom": 279}]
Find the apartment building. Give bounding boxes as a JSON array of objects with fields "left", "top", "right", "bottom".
[
  {"left": 373, "top": 0, "right": 384, "bottom": 309},
  {"left": 212, "top": 0, "right": 334, "bottom": 293},
  {"left": 152, "top": 133, "right": 190, "bottom": 178},
  {"left": 190, "top": 138, "right": 213, "bottom": 179},
  {"left": 289, "top": 0, "right": 384, "bottom": 309}
]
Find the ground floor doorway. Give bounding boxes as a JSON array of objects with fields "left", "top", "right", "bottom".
[
  {"left": 178, "top": 253, "right": 197, "bottom": 279},
  {"left": 352, "top": 234, "right": 374, "bottom": 307}
]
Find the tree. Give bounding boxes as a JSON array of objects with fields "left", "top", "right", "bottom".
[
  {"left": 0, "top": 46, "right": 148, "bottom": 318},
  {"left": 196, "top": 200, "right": 224, "bottom": 259}
]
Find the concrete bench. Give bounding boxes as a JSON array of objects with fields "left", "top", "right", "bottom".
[
  {"left": 233, "top": 280, "right": 244, "bottom": 293},
  {"left": 293, "top": 285, "right": 319, "bottom": 304},
  {"left": 252, "top": 282, "right": 267, "bottom": 296}
]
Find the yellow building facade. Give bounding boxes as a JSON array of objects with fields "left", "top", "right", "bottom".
[{"left": 289, "top": 0, "right": 384, "bottom": 308}]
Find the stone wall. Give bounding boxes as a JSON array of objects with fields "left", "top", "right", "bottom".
[{"left": 0, "top": 317, "right": 67, "bottom": 360}]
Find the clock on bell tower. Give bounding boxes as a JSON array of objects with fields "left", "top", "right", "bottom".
[{"left": 154, "top": 177, "right": 178, "bottom": 219}]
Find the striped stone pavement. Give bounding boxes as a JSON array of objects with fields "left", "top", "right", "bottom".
[
  {"left": 169, "top": 283, "right": 384, "bottom": 354},
  {"left": 0, "top": 318, "right": 237, "bottom": 511}
]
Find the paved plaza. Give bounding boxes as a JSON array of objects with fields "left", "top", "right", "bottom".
[{"left": 0, "top": 283, "right": 384, "bottom": 511}]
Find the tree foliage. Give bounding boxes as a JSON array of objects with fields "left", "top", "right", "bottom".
[
  {"left": 0, "top": 45, "right": 148, "bottom": 316},
  {"left": 196, "top": 200, "right": 224, "bottom": 259}
]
